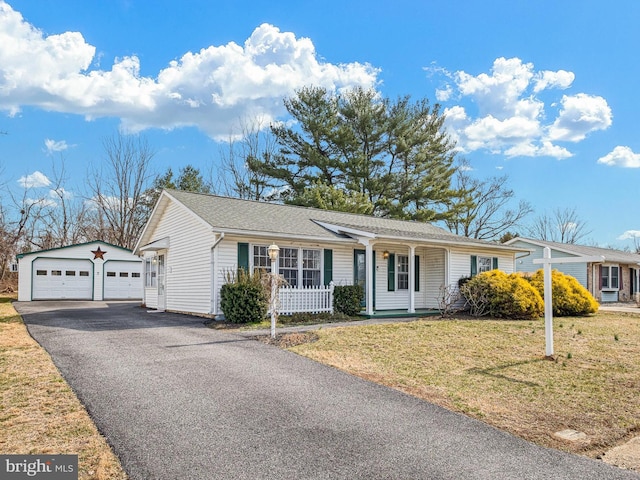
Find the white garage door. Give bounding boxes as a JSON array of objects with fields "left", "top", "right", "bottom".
[
  {"left": 32, "top": 259, "right": 93, "bottom": 300},
  {"left": 103, "top": 262, "right": 143, "bottom": 300}
]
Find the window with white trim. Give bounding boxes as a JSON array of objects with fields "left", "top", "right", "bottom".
[
  {"left": 397, "top": 255, "right": 409, "bottom": 290},
  {"left": 602, "top": 265, "right": 619, "bottom": 289},
  {"left": 302, "top": 249, "right": 321, "bottom": 287},
  {"left": 252, "top": 245, "right": 270, "bottom": 272},
  {"left": 145, "top": 257, "right": 157, "bottom": 287},
  {"left": 477, "top": 256, "right": 493, "bottom": 274},
  {"left": 279, "top": 247, "right": 299, "bottom": 286},
  {"left": 253, "top": 245, "right": 322, "bottom": 287}
]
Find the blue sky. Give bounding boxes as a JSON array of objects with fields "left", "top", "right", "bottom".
[{"left": 1, "top": 0, "right": 639, "bottom": 248}]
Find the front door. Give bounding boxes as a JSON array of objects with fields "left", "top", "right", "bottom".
[{"left": 157, "top": 254, "right": 166, "bottom": 311}]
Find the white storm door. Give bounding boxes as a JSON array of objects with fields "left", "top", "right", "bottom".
[{"left": 157, "top": 254, "right": 166, "bottom": 311}]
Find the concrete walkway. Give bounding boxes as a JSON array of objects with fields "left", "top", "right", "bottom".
[
  {"left": 16, "top": 301, "right": 639, "bottom": 480},
  {"left": 599, "top": 303, "right": 640, "bottom": 314}
]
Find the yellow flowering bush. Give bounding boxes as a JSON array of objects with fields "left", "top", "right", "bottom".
[
  {"left": 461, "top": 270, "right": 544, "bottom": 319},
  {"left": 528, "top": 269, "right": 598, "bottom": 316}
]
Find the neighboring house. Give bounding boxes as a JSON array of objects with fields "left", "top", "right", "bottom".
[
  {"left": 133, "top": 189, "right": 527, "bottom": 318},
  {"left": 17, "top": 241, "right": 143, "bottom": 302},
  {"left": 505, "top": 237, "right": 640, "bottom": 303}
]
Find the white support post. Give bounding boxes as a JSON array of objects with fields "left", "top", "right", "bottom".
[
  {"left": 365, "top": 242, "right": 374, "bottom": 316},
  {"left": 408, "top": 245, "right": 416, "bottom": 314}
]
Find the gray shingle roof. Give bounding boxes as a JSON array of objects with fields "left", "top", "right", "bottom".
[
  {"left": 157, "top": 189, "right": 523, "bottom": 250},
  {"left": 508, "top": 237, "right": 640, "bottom": 264}
]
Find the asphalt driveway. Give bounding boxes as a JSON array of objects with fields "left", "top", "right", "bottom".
[{"left": 16, "top": 301, "right": 639, "bottom": 480}]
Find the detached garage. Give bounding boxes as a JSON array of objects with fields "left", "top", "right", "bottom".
[{"left": 17, "top": 241, "right": 143, "bottom": 302}]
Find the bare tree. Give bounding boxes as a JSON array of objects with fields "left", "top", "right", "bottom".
[
  {"left": 86, "top": 133, "right": 155, "bottom": 249},
  {"left": 526, "top": 207, "right": 591, "bottom": 244},
  {"left": 0, "top": 183, "right": 50, "bottom": 285},
  {"left": 31, "top": 158, "right": 92, "bottom": 249},
  {"left": 444, "top": 163, "right": 533, "bottom": 241},
  {"left": 216, "top": 117, "right": 279, "bottom": 201}
]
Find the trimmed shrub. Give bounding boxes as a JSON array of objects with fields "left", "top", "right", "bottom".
[
  {"left": 333, "top": 285, "right": 364, "bottom": 316},
  {"left": 461, "top": 270, "right": 544, "bottom": 319},
  {"left": 219, "top": 269, "right": 268, "bottom": 323},
  {"left": 528, "top": 269, "right": 598, "bottom": 316}
]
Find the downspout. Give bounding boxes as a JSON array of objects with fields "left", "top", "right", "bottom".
[
  {"left": 444, "top": 247, "right": 451, "bottom": 287},
  {"left": 210, "top": 232, "right": 225, "bottom": 316},
  {"left": 514, "top": 251, "right": 532, "bottom": 273}
]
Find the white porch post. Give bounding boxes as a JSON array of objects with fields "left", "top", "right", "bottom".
[
  {"left": 408, "top": 245, "right": 416, "bottom": 314},
  {"left": 365, "top": 242, "right": 374, "bottom": 316}
]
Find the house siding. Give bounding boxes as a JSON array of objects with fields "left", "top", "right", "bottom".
[
  {"left": 423, "top": 248, "right": 446, "bottom": 309},
  {"left": 449, "top": 247, "right": 515, "bottom": 283},
  {"left": 510, "top": 240, "right": 588, "bottom": 288},
  {"left": 145, "top": 201, "right": 216, "bottom": 315}
]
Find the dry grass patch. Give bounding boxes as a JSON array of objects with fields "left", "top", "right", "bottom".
[
  {"left": 289, "top": 312, "right": 640, "bottom": 460},
  {"left": 0, "top": 295, "right": 127, "bottom": 479}
]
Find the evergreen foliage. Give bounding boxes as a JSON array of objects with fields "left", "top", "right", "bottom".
[
  {"left": 251, "top": 86, "right": 461, "bottom": 221},
  {"left": 219, "top": 269, "right": 268, "bottom": 323},
  {"left": 333, "top": 285, "right": 364, "bottom": 316}
]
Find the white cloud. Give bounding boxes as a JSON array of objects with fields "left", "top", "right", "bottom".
[
  {"left": 547, "top": 94, "right": 612, "bottom": 142},
  {"left": 435, "top": 84, "right": 453, "bottom": 102},
  {"left": 17, "top": 171, "right": 51, "bottom": 188},
  {"left": 618, "top": 230, "right": 640, "bottom": 240},
  {"left": 432, "top": 57, "right": 612, "bottom": 160},
  {"left": 49, "top": 187, "right": 73, "bottom": 200},
  {"left": 533, "top": 69, "right": 574, "bottom": 93},
  {"left": 0, "top": 3, "right": 379, "bottom": 138},
  {"left": 44, "top": 138, "right": 70, "bottom": 154},
  {"left": 597, "top": 146, "right": 640, "bottom": 168}
]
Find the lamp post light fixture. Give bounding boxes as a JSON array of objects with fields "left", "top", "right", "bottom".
[
  {"left": 267, "top": 244, "right": 280, "bottom": 339},
  {"left": 268, "top": 244, "right": 280, "bottom": 262}
]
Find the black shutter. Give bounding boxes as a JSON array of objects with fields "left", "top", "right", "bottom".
[
  {"left": 387, "top": 253, "right": 395, "bottom": 291},
  {"left": 323, "top": 249, "right": 333, "bottom": 285},
  {"left": 414, "top": 255, "right": 420, "bottom": 292},
  {"left": 470, "top": 255, "right": 477, "bottom": 277},
  {"left": 237, "top": 243, "right": 249, "bottom": 273}
]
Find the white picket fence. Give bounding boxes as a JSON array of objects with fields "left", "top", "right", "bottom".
[{"left": 277, "top": 282, "right": 335, "bottom": 315}]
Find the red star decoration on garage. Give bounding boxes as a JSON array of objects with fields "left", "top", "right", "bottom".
[{"left": 91, "top": 246, "right": 107, "bottom": 260}]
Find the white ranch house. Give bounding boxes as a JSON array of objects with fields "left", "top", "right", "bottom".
[
  {"left": 134, "top": 189, "right": 528, "bottom": 318},
  {"left": 506, "top": 237, "right": 640, "bottom": 303}
]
